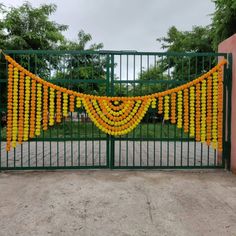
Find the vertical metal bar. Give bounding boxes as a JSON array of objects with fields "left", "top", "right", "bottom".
[
  {"left": 70, "top": 111, "right": 73, "bottom": 166},
  {"left": 140, "top": 55, "right": 143, "bottom": 167},
  {"left": 106, "top": 54, "right": 110, "bottom": 168},
  {"left": 35, "top": 54, "right": 38, "bottom": 167},
  {"left": 225, "top": 53, "right": 232, "bottom": 170},
  {"left": 147, "top": 55, "right": 149, "bottom": 166},
  {"left": 110, "top": 54, "right": 115, "bottom": 168},
  {"left": 180, "top": 57, "right": 184, "bottom": 166},
  {"left": 119, "top": 55, "right": 122, "bottom": 167},
  {"left": 126, "top": 54, "right": 128, "bottom": 167},
  {"left": 133, "top": 55, "right": 136, "bottom": 166}
]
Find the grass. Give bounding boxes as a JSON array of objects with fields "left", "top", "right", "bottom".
[{"left": 0, "top": 121, "right": 190, "bottom": 140}]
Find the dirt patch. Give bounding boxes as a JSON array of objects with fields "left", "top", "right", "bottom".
[{"left": 0, "top": 170, "right": 235, "bottom": 236}]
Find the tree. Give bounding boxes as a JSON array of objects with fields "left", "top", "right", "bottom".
[
  {"left": 211, "top": 0, "right": 236, "bottom": 49},
  {"left": 0, "top": 2, "right": 68, "bottom": 50},
  {"left": 0, "top": 2, "right": 106, "bottom": 118}
]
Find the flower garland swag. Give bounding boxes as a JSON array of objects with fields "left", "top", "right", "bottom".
[{"left": 4, "top": 54, "right": 227, "bottom": 152}]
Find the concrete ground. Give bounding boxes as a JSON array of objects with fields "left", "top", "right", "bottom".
[{"left": 0, "top": 170, "right": 235, "bottom": 236}]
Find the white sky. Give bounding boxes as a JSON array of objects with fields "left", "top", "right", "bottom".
[{"left": 1, "top": 0, "right": 215, "bottom": 52}]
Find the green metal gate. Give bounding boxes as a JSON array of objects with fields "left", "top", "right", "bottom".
[{"left": 0, "top": 50, "right": 232, "bottom": 170}]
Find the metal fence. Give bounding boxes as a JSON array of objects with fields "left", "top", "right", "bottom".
[{"left": 0, "top": 50, "right": 232, "bottom": 170}]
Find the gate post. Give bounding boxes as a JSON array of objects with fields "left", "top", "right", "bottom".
[{"left": 218, "top": 34, "right": 236, "bottom": 173}]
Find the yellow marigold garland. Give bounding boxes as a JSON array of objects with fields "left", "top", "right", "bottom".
[
  {"left": 189, "top": 87, "right": 195, "bottom": 137},
  {"left": 35, "top": 83, "right": 42, "bottom": 136},
  {"left": 23, "top": 76, "right": 30, "bottom": 141},
  {"left": 4, "top": 54, "right": 227, "bottom": 151},
  {"left": 183, "top": 89, "right": 189, "bottom": 133},
  {"left": 56, "top": 91, "right": 62, "bottom": 123},
  {"left": 76, "top": 97, "right": 82, "bottom": 108},
  {"left": 63, "top": 93, "right": 69, "bottom": 117},
  {"left": 170, "top": 93, "right": 176, "bottom": 124},
  {"left": 164, "top": 96, "right": 170, "bottom": 120},
  {"left": 177, "top": 91, "right": 183, "bottom": 129},
  {"left": 200, "top": 80, "right": 207, "bottom": 143},
  {"left": 6, "top": 64, "right": 13, "bottom": 151},
  {"left": 43, "top": 85, "right": 48, "bottom": 131},
  {"left": 195, "top": 83, "right": 201, "bottom": 142},
  {"left": 212, "top": 72, "right": 218, "bottom": 149},
  {"left": 12, "top": 67, "right": 19, "bottom": 148},
  {"left": 18, "top": 71, "right": 25, "bottom": 144},
  {"left": 217, "top": 68, "right": 223, "bottom": 151},
  {"left": 49, "top": 88, "right": 55, "bottom": 126},
  {"left": 29, "top": 80, "right": 36, "bottom": 138},
  {"left": 206, "top": 77, "right": 212, "bottom": 145}
]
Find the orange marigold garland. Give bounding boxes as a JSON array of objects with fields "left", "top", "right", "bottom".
[
  {"left": 35, "top": 83, "right": 42, "bottom": 136},
  {"left": 164, "top": 96, "right": 170, "bottom": 120},
  {"left": 18, "top": 71, "right": 25, "bottom": 144},
  {"left": 189, "top": 87, "right": 195, "bottom": 137},
  {"left": 43, "top": 85, "right": 48, "bottom": 131},
  {"left": 200, "top": 80, "right": 207, "bottom": 143},
  {"left": 69, "top": 95, "right": 75, "bottom": 112},
  {"left": 12, "top": 67, "right": 19, "bottom": 148},
  {"left": 29, "top": 80, "right": 36, "bottom": 138},
  {"left": 183, "top": 89, "right": 189, "bottom": 133},
  {"left": 158, "top": 96, "right": 163, "bottom": 114},
  {"left": 3, "top": 54, "right": 228, "bottom": 151},
  {"left": 212, "top": 72, "right": 218, "bottom": 149},
  {"left": 49, "top": 88, "right": 55, "bottom": 126},
  {"left": 217, "top": 68, "right": 223, "bottom": 151},
  {"left": 23, "top": 76, "right": 30, "bottom": 141},
  {"left": 6, "top": 64, "right": 13, "bottom": 151},
  {"left": 170, "top": 93, "right": 176, "bottom": 124},
  {"left": 206, "top": 77, "right": 212, "bottom": 145},
  {"left": 177, "top": 91, "right": 183, "bottom": 129},
  {"left": 195, "top": 83, "right": 201, "bottom": 142},
  {"left": 56, "top": 91, "right": 62, "bottom": 123}
]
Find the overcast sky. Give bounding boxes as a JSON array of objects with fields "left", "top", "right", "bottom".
[{"left": 1, "top": 0, "right": 215, "bottom": 52}]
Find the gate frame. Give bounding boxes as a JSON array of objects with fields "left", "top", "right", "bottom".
[{"left": 0, "top": 50, "right": 232, "bottom": 170}]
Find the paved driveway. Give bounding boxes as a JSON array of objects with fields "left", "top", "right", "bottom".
[{"left": 0, "top": 170, "right": 235, "bottom": 236}]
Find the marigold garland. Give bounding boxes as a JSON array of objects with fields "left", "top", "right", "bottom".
[
  {"left": 164, "top": 96, "right": 170, "bottom": 120},
  {"left": 189, "top": 86, "right": 195, "bottom": 137},
  {"left": 217, "top": 68, "right": 223, "bottom": 151},
  {"left": 43, "top": 85, "right": 48, "bottom": 131},
  {"left": 200, "top": 80, "right": 207, "bottom": 143},
  {"left": 195, "top": 83, "right": 201, "bottom": 142},
  {"left": 206, "top": 77, "right": 212, "bottom": 145},
  {"left": 12, "top": 67, "right": 19, "bottom": 148},
  {"left": 56, "top": 91, "right": 62, "bottom": 123},
  {"left": 23, "top": 76, "right": 30, "bottom": 141},
  {"left": 212, "top": 72, "right": 218, "bottom": 149},
  {"left": 18, "top": 71, "right": 25, "bottom": 144},
  {"left": 4, "top": 54, "right": 227, "bottom": 152},
  {"left": 29, "top": 80, "right": 36, "bottom": 138},
  {"left": 49, "top": 88, "right": 55, "bottom": 126},
  {"left": 177, "top": 91, "right": 183, "bottom": 129},
  {"left": 158, "top": 97, "right": 163, "bottom": 114},
  {"left": 6, "top": 64, "right": 13, "bottom": 151},
  {"left": 35, "top": 83, "right": 42, "bottom": 136},
  {"left": 170, "top": 93, "right": 176, "bottom": 124},
  {"left": 63, "top": 93, "right": 69, "bottom": 117},
  {"left": 183, "top": 89, "right": 189, "bottom": 133}
]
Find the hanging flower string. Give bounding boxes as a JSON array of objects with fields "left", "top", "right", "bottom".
[{"left": 4, "top": 54, "right": 227, "bottom": 151}]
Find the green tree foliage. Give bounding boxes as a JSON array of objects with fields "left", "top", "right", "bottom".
[
  {"left": 0, "top": 2, "right": 107, "bottom": 115},
  {"left": 0, "top": 3, "right": 67, "bottom": 50},
  {"left": 157, "top": 26, "right": 213, "bottom": 52},
  {"left": 211, "top": 0, "right": 236, "bottom": 49}
]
